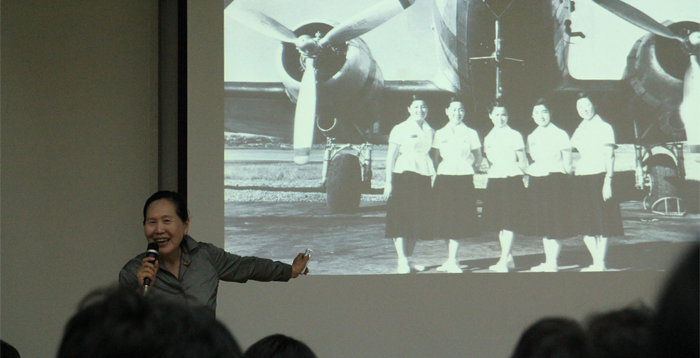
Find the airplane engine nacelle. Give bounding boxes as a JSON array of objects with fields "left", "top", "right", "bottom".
[
  {"left": 623, "top": 21, "right": 699, "bottom": 141},
  {"left": 275, "top": 22, "right": 384, "bottom": 132}
]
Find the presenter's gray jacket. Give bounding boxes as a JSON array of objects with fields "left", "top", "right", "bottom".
[{"left": 119, "top": 235, "right": 292, "bottom": 312}]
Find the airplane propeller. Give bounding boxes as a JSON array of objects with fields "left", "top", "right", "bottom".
[
  {"left": 293, "top": 57, "right": 318, "bottom": 164},
  {"left": 228, "top": 0, "right": 415, "bottom": 164},
  {"left": 593, "top": 0, "right": 700, "bottom": 143}
]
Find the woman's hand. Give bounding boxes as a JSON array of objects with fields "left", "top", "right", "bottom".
[
  {"left": 291, "top": 253, "right": 310, "bottom": 278},
  {"left": 383, "top": 182, "right": 392, "bottom": 200},
  {"left": 602, "top": 176, "right": 613, "bottom": 201},
  {"left": 137, "top": 257, "right": 159, "bottom": 287}
]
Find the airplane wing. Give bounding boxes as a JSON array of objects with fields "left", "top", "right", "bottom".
[{"left": 224, "top": 79, "right": 450, "bottom": 143}]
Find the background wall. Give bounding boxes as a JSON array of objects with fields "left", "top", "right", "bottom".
[
  {"left": 188, "top": 1, "right": 688, "bottom": 357},
  {"left": 1, "top": 1, "right": 158, "bottom": 356}
]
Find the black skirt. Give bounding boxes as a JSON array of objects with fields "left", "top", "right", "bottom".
[
  {"left": 523, "top": 173, "right": 577, "bottom": 240},
  {"left": 385, "top": 171, "right": 433, "bottom": 241},
  {"left": 572, "top": 173, "right": 624, "bottom": 237},
  {"left": 482, "top": 176, "right": 526, "bottom": 233},
  {"left": 432, "top": 174, "right": 479, "bottom": 239}
]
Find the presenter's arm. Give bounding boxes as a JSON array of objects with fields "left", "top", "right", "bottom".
[{"left": 209, "top": 243, "right": 307, "bottom": 282}]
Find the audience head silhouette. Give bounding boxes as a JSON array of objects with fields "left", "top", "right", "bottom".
[
  {"left": 244, "top": 334, "right": 316, "bottom": 358},
  {"left": 57, "top": 286, "right": 242, "bottom": 358}
]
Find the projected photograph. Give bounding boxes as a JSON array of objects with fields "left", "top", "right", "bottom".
[{"left": 223, "top": 0, "right": 700, "bottom": 275}]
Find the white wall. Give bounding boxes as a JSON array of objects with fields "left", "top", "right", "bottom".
[{"left": 1, "top": 1, "right": 158, "bottom": 356}]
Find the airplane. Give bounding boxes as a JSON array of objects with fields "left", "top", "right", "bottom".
[{"left": 224, "top": 0, "right": 699, "bottom": 214}]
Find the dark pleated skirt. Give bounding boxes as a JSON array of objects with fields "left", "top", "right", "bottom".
[
  {"left": 522, "top": 173, "right": 577, "bottom": 240},
  {"left": 385, "top": 171, "right": 433, "bottom": 241},
  {"left": 482, "top": 176, "right": 526, "bottom": 233},
  {"left": 572, "top": 173, "right": 624, "bottom": 237},
  {"left": 432, "top": 174, "right": 479, "bottom": 239}
]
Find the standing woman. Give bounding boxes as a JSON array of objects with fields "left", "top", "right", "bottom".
[
  {"left": 525, "top": 98, "right": 574, "bottom": 272},
  {"left": 571, "top": 93, "right": 624, "bottom": 271},
  {"left": 384, "top": 95, "right": 436, "bottom": 274},
  {"left": 431, "top": 99, "right": 483, "bottom": 273},
  {"left": 483, "top": 101, "right": 528, "bottom": 272}
]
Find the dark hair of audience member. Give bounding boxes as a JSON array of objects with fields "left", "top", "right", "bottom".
[
  {"left": 650, "top": 243, "right": 699, "bottom": 358},
  {"left": 244, "top": 334, "right": 317, "bottom": 358},
  {"left": 584, "top": 302, "right": 654, "bottom": 358},
  {"left": 1, "top": 340, "right": 21, "bottom": 358},
  {"left": 510, "top": 317, "right": 589, "bottom": 358},
  {"left": 56, "top": 286, "right": 242, "bottom": 358},
  {"left": 143, "top": 190, "right": 190, "bottom": 224}
]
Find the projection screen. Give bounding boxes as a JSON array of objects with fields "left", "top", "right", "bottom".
[{"left": 222, "top": 0, "right": 699, "bottom": 275}]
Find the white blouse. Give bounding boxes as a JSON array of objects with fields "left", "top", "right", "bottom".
[
  {"left": 527, "top": 123, "right": 571, "bottom": 177},
  {"left": 484, "top": 125, "right": 526, "bottom": 178},
  {"left": 432, "top": 122, "right": 481, "bottom": 175},
  {"left": 571, "top": 114, "right": 616, "bottom": 176},
  {"left": 388, "top": 119, "right": 436, "bottom": 176}
]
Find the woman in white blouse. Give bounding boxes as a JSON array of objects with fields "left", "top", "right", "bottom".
[
  {"left": 431, "top": 99, "right": 483, "bottom": 273},
  {"left": 483, "top": 101, "right": 528, "bottom": 272},
  {"left": 524, "top": 98, "right": 575, "bottom": 272},
  {"left": 384, "top": 95, "right": 436, "bottom": 274},
  {"left": 571, "top": 93, "right": 624, "bottom": 272}
]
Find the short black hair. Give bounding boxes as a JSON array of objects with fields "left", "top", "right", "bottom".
[
  {"left": 410, "top": 94, "right": 426, "bottom": 104},
  {"left": 510, "top": 317, "right": 589, "bottom": 358},
  {"left": 585, "top": 303, "right": 654, "bottom": 358},
  {"left": 143, "top": 191, "right": 189, "bottom": 224},
  {"left": 488, "top": 100, "right": 508, "bottom": 114},
  {"left": 244, "top": 334, "right": 317, "bottom": 358},
  {"left": 575, "top": 92, "right": 598, "bottom": 109},
  {"left": 57, "top": 286, "right": 242, "bottom": 358},
  {"left": 533, "top": 98, "right": 550, "bottom": 111},
  {"left": 651, "top": 243, "right": 699, "bottom": 358},
  {"left": 1, "top": 340, "right": 20, "bottom": 358}
]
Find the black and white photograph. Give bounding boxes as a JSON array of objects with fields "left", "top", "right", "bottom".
[{"left": 223, "top": 0, "right": 700, "bottom": 275}]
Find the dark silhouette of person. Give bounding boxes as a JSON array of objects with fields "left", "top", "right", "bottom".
[
  {"left": 510, "top": 317, "right": 589, "bottom": 358},
  {"left": 244, "top": 334, "right": 317, "bottom": 358},
  {"left": 56, "top": 286, "right": 242, "bottom": 358}
]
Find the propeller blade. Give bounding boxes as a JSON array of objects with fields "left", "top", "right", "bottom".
[
  {"left": 592, "top": 0, "right": 685, "bottom": 42},
  {"left": 293, "top": 58, "right": 318, "bottom": 165},
  {"left": 680, "top": 55, "right": 700, "bottom": 144},
  {"left": 319, "top": 0, "right": 415, "bottom": 47},
  {"left": 227, "top": 7, "right": 298, "bottom": 43}
]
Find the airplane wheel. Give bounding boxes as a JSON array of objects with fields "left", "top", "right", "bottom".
[
  {"left": 644, "top": 157, "right": 679, "bottom": 210},
  {"left": 326, "top": 153, "right": 361, "bottom": 213}
]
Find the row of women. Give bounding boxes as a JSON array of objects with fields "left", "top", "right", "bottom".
[{"left": 383, "top": 93, "right": 624, "bottom": 274}]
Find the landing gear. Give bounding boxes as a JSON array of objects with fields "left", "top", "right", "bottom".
[
  {"left": 321, "top": 138, "right": 372, "bottom": 213},
  {"left": 636, "top": 143, "right": 686, "bottom": 216}
]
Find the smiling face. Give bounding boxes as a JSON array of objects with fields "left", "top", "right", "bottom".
[
  {"left": 408, "top": 100, "right": 428, "bottom": 121},
  {"left": 144, "top": 199, "right": 189, "bottom": 259},
  {"left": 532, "top": 104, "right": 551, "bottom": 127},
  {"left": 446, "top": 101, "right": 465, "bottom": 125},
  {"left": 489, "top": 106, "right": 509, "bottom": 128},
  {"left": 576, "top": 97, "right": 596, "bottom": 121}
]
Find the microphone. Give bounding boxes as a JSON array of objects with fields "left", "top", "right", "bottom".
[{"left": 143, "top": 242, "right": 159, "bottom": 295}]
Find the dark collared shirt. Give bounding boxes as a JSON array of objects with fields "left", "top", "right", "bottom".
[{"left": 119, "top": 236, "right": 292, "bottom": 312}]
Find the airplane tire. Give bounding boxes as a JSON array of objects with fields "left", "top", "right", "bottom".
[
  {"left": 326, "top": 154, "right": 362, "bottom": 213},
  {"left": 644, "top": 157, "right": 679, "bottom": 210}
]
